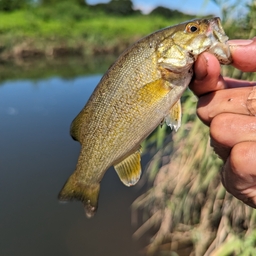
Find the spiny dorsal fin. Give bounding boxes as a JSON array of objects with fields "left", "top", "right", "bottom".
[
  {"left": 114, "top": 150, "right": 142, "bottom": 187},
  {"left": 165, "top": 99, "right": 182, "bottom": 132}
]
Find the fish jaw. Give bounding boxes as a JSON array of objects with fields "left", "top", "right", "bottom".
[
  {"left": 157, "top": 17, "right": 231, "bottom": 78},
  {"left": 206, "top": 17, "right": 232, "bottom": 64}
]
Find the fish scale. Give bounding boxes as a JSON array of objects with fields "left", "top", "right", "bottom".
[{"left": 59, "top": 17, "right": 232, "bottom": 217}]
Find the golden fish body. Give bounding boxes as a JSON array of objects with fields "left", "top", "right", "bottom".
[{"left": 59, "top": 17, "right": 232, "bottom": 217}]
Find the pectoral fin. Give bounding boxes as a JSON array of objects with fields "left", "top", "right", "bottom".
[
  {"left": 165, "top": 99, "right": 182, "bottom": 132},
  {"left": 114, "top": 150, "right": 142, "bottom": 187},
  {"left": 138, "top": 79, "right": 172, "bottom": 105}
]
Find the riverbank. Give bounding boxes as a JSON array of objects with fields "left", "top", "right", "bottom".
[
  {"left": 0, "top": 54, "right": 119, "bottom": 81},
  {"left": 0, "top": 4, "right": 193, "bottom": 61},
  {"left": 0, "top": 5, "right": 195, "bottom": 80}
]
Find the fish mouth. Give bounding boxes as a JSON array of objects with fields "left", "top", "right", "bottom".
[
  {"left": 211, "top": 17, "right": 229, "bottom": 43},
  {"left": 207, "top": 17, "right": 232, "bottom": 65}
]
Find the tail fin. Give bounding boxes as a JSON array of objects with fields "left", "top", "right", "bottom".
[{"left": 58, "top": 174, "right": 100, "bottom": 218}]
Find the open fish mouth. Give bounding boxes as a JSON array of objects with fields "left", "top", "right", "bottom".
[{"left": 207, "top": 17, "right": 232, "bottom": 65}]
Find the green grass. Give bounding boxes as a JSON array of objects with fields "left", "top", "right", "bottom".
[
  {"left": 0, "top": 5, "right": 196, "bottom": 58},
  {"left": 0, "top": 2, "right": 245, "bottom": 66},
  {"left": 0, "top": 4, "right": 195, "bottom": 80}
]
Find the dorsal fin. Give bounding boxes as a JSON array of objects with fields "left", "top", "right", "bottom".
[{"left": 114, "top": 149, "right": 142, "bottom": 187}]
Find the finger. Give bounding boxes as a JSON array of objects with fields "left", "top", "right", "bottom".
[
  {"left": 189, "top": 52, "right": 226, "bottom": 96},
  {"left": 228, "top": 38, "right": 256, "bottom": 72},
  {"left": 221, "top": 141, "right": 256, "bottom": 208},
  {"left": 210, "top": 113, "right": 256, "bottom": 149},
  {"left": 210, "top": 138, "right": 231, "bottom": 161},
  {"left": 225, "top": 77, "right": 256, "bottom": 88},
  {"left": 209, "top": 112, "right": 256, "bottom": 161},
  {"left": 197, "top": 87, "right": 252, "bottom": 125}
]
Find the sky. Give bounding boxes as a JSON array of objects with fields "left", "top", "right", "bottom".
[{"left": 87, "top": 0, "right": 250, "bottom": 17}]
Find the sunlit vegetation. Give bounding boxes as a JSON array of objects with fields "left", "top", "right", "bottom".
[
  {"left": 0, "top": 0, "right": 194, "bottom": 60},
  {"left": 0, "top": 0, "right": 197, "bottom": 80}
]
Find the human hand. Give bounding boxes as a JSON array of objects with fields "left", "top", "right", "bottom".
[{"left": 189, "top": 38, "right": 256, "bottom": 208}]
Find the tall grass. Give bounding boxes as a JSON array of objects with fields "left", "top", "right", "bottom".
[
  {"left": 133, "top": 92, "right": 256, "bottom": 256},
  {"left": 132, "top": 1, "right": 256, "bottom": 255}
]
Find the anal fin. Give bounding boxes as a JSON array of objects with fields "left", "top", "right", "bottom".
[
  {"left": 165, "top": 99, "right": 182, "bottom": 132},
  {"left": 114, "top": 149, "right": 142, "bottom": 187}
]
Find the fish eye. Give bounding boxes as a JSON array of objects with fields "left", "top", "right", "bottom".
[{"left": 186, "top": 23, "right": 199, "bottom": 33}]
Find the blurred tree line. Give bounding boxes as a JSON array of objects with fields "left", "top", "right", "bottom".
[
  {"left": 0, "top": 0, "right": 193, "bottom": 18},
  {"left": 0, "top": 0, "right": 31, "bottom": 11},
  {"left": 0, "top": 0, "right": 85, "bottom": 11},
  {"left": 0, "top": 0, "right": 133, "bottom": 13}
]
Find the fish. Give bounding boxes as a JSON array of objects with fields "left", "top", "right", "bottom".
[{"left": 58, "top": 17, "right": 232, "bottom": 217}]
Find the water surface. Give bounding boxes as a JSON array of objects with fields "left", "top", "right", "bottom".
[{"left": 0, "top": 75, "right": 146, "bottom": 256}]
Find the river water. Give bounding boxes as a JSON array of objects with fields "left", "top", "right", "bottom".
[{"left": 0, "top": 74, "right": 147, "bottom": 256}]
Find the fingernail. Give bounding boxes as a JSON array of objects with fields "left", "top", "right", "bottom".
[{"left": 228, "top": 39, "right": 253, "bottom": 46}]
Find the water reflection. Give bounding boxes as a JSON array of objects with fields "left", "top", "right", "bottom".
[
  {"left": 0, "top": 55, "right": 117, "bottom": 82},
  {"left": 0, "top": 75, "right": 145, "bottom": 256}
]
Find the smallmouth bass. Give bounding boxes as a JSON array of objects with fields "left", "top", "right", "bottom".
[{"left": 59, "top": 17, "right": 232, "bottom": 217}]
